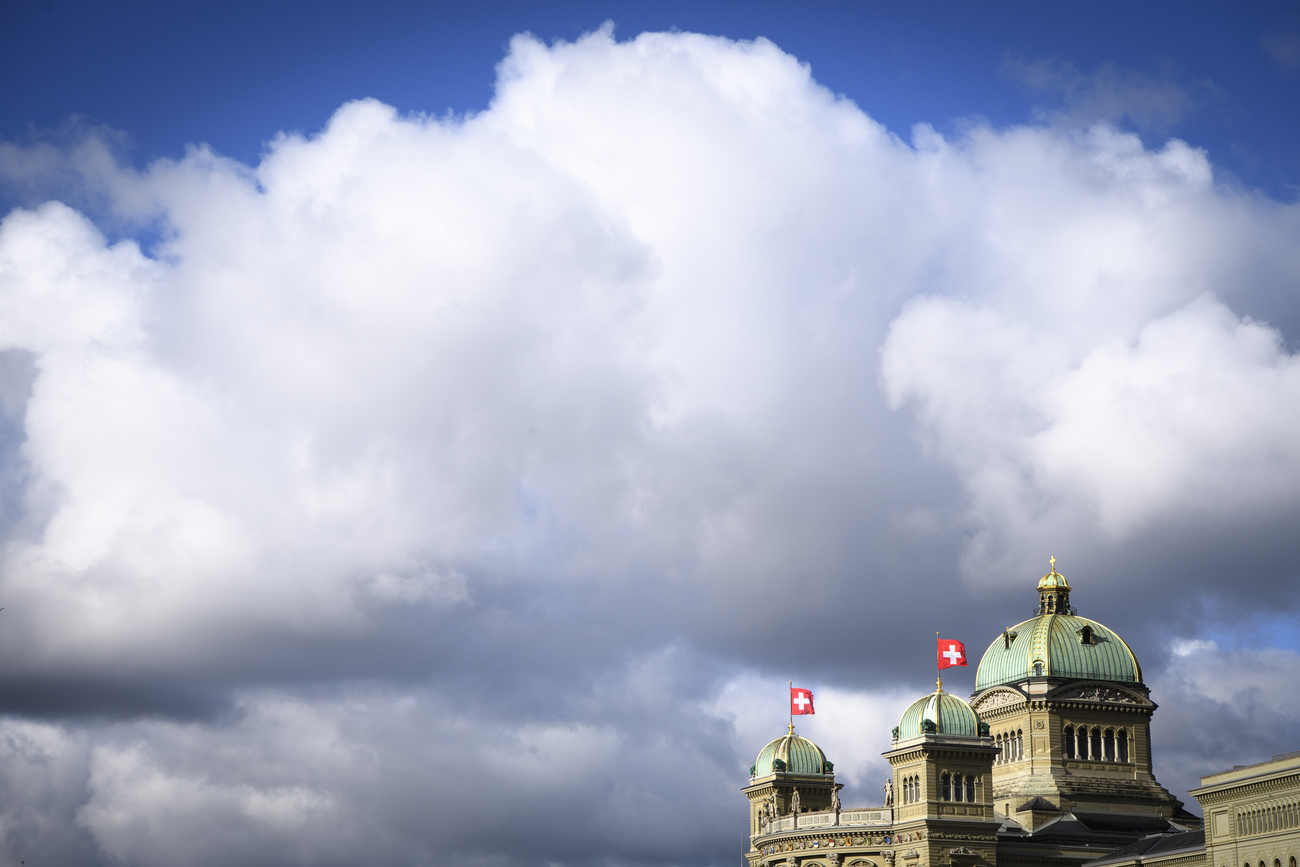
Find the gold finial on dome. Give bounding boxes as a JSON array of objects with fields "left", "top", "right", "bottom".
[{"left": 1050, "top": 555, "right": 1056, "bottom": 571}]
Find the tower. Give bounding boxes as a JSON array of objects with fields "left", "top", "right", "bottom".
[
  {"left": 969, "top": 560, "right": 1196, "bottom": 831},
  {"left": 742, "top": 723, "right": 838, "bottom": 839},
  {"left": 885, "top": 684, "right": 1001, "bottom": 867}
]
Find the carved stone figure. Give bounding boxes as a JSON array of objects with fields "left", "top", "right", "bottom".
[
  {"left": 832, "top": 786, "right": 842, "bottom": 812},
  {"left": 791, "top": 787, "right": 801, "bottom": 814},
  {"left": 1056, "top": 685, "right": 1140, "bottom": 704},
  {"left": 884, "top": 778, "right": 894, "bottom": 806}
]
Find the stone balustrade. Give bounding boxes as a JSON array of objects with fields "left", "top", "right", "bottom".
[{"left": 759, "top": 807, "right": 893, "bottom": 836}]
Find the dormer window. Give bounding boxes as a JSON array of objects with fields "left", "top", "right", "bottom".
[
  {"left": 1033, "top": 660, "right": 1043, "bottom": 676},
  {"left": 1080, "top": 625, "right": 1095, "bottom": 645}
]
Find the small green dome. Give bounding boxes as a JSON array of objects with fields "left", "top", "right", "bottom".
[
  {"left": 752, "top": 724, "right": 832, "bottom": 777},
  {"left": 897, "top": 689, "right": 982, "bottom": 739}
]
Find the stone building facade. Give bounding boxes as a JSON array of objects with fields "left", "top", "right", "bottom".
[{"left": 742, "top": 563, "right": 1296, "bottom": 867}]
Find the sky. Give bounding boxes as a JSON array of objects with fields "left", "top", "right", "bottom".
[{"left": 2, "top": 1, "right": 1300, "bottom": 865}]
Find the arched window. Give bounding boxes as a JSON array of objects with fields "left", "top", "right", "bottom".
[
  {"left": 941, "top": 772, "right": 952, "bottom": 801},
  {"left": 1104, "top": 729, "right": 1115, "bottom": 761},
  {"left": 1065, "top": 726, "right": 1075, "bottom": 759},
  {"left": 966, "top": 775, "right": 976, "bottom": 803},
  {"left": 1118, "top": 729, "right": 1129, "bottom": 763},
  {"left": 1091, "top": 727, "right": 1102, "bottom": 760},
  {"left": 1034, "top": 660, "right": 1044, "bottom": 676},
  {"left": 1018, "top": 729, "right": 1024, "bottom": 759},
  {"left": 1077, "top": 726, "right": 1087, "bottom": 759},
  {"left": 1080, "top": 625, "right": 1095, "bottom": 645}
]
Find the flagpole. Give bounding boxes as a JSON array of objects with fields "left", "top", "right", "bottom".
[
  {"left": 936, "top": 631, "right": 942, "bottom": 692},
  {"left": 789, "top": 680, "right": 793, "bottom": 732}
]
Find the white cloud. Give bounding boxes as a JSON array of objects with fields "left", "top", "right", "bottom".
[{"left": 883, "top": 293, "right": 1300, "bottom": 560}]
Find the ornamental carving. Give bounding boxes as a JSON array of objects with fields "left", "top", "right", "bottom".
[
  {"left": 1054, "top": 686, "right": 1140, "bottom": 704},
  {"left": 950, "top": 847, "right": 977, "bottom": 855},
  {"left": 974, "top": 690, "right": 1024, "bottom": 711}
]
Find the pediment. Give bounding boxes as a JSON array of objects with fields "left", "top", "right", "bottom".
[
  {"left": 971, "top": 687, "right": 1026, "bottom": 712},
  {"left": 1047, "top": 682, "right": 1150, "bottom": 706}
]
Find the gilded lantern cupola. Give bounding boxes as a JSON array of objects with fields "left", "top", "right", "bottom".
[{"left": 1037, "top": 555, "right": 1072, "bottom": 615}]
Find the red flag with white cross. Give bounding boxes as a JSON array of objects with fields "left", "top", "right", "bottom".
[
  {"left": 790, "top": 687, "right": 815, "bottom": 715},
  {"left": 937, "top": 638, "right": 968, "bottom": 669}
]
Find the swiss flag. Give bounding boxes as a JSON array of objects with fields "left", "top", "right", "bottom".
[
  {"left": 790, "top": 687, "right": 815, "bottom": 715},
  {"left": 937, "top": 639, "right": 968, "bottom": 670}
]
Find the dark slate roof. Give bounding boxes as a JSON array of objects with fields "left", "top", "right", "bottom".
[
  {"left": 1071, "top": 812, "right": 1183, "bottom": 834},
  {"left": 1018, "top": 797, "right": 1060, "bottom": 812},
  {"left": 1018, "top": 811, "right": 1184, "bottom": 849},
  {"left": 1083, "top": 829, "right": 1206, "bottom": 867}
]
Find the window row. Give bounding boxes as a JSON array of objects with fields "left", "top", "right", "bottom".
[
  {"left": 1240, "top": 858, "right": 1296, "bottom": 867},
  {"left": 1064, "top": 725, "right": 1129, "bottom": 762},
  {"left": 901, "top": 775, "right": 921, "bottom": 805},
  {"left": 995, "top": 730, "right": 1023, "bottom": 763},
  {"left": 1237, "top": 800, "right": 1300, "bottom": 836},
  {"left": 940, "top": 772, "right": 980, "bottom": 803}
]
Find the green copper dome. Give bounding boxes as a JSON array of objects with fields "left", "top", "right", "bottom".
[
  {"left": 974, "top": 560, "right": 1142, "bottom": 691},
  {"left": 897, "top": 689, "right": 982, "bottom": 740},
  {"left": 752, "top": 725, "right": 832, "bottom": 777}
]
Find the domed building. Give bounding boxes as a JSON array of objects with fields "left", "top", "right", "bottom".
[
  {"left": 969, "top": 559, "right": 1190, "bottom": 832},
  {"left": 741, "top": 561, "right": 1220, "bottom": 867},
  {"left": 743, "top": 723, "right": 841, "bottom": 840}
]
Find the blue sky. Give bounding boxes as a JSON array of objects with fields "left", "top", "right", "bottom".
[
  {"left": 4, "top": 1, "right": 1299, "bottom": 195},
  {"left": 2, "top": 3, "right": 1300, "bottom": 865}
]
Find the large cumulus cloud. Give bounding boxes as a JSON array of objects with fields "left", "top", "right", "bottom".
[{"left": 0, "top": 25, "right": 1298, "bottom": 866}]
